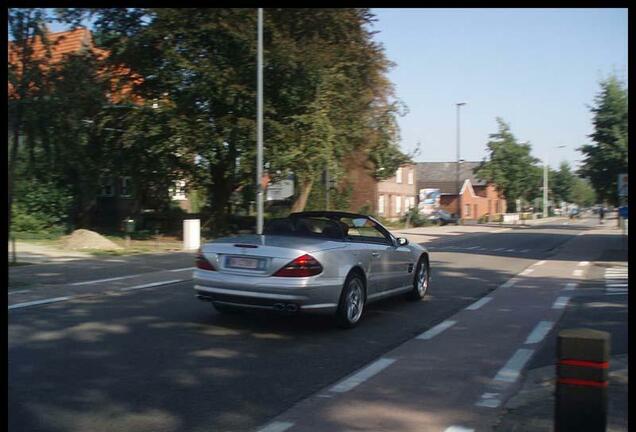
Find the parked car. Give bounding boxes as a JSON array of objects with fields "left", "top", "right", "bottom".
[
  {"left": 194, "top": 211, "right": 431, "bottom": 328},
  {"left": 427, "top": 210, "right": 458, "bottom": 225}
]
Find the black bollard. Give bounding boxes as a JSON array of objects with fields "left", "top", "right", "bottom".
[{"left": 555, "top": 328, "right": 610, "bottom": 432}]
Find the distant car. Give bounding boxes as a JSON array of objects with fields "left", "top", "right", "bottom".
[
  {"left": 427, "top": 210, "right": 458, "bottom": 225},
  {"left": 194, "top": 211, "right": 431, "bottom": 328}
]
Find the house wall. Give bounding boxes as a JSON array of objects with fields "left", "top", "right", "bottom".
[
  {"left": 377, "top": 164, "right": 417, "bottom": 220},
  {"left": 460, "top": 183, "right": 506, "bottom": 220}
]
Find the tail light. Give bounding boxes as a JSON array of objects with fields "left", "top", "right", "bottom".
[
  {"left": 196, "top": 252, "right": 216, "bottom": 271},
  {"left": 274, "top": 254, "right": 323, "bottom": 277}
]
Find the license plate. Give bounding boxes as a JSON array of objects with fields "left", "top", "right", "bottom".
[{"left": 226, "top": 256, "right": 264, "bottom": 270}]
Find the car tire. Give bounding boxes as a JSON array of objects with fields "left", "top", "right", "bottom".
[
  {"left": 406, "top": 255, "right": 430, "bottom": 301},
  {"left": 335, "top": 273, "right": 366, "bottom": 329}
]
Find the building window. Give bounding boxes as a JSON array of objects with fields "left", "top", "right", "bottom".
[
  {"left": 395, "top": 195, "right": 402, "bottom": 215},
  {"left": 170, "top": 180, "right": 187, "bottom": 201},
  {"left": 120, "top": 176, "right": 132, "bottom": 198},
  {"left": 99, "top": 176, "right": 114, "bottom": 197},
  {"left": 378, "top": 195, "right": 385, "bottom": 214},
  {"left": 465, "top": 203, "right": 471, "bottom": 217},
  {"left": 396, "top": 167, "right": 403, "bottom": 184},
  {"left": 407, "top": 169, "right": 414, "bottom": 185}
]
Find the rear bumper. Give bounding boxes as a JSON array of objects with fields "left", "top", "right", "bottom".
[{"left": 193, "top": 269, "right": 342, "bottom": 314}]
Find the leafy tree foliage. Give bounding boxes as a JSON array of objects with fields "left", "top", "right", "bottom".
[
  {"left": 474, "top": 118, "right": 541, "bottom": 212},
  {"left": 570, "top": 177, "right": 597, "bottom": 207},
  {"left": 551, "top": 161, "right": 576, "bottom": 204},
  {"left": 578, "top": 75, "right": 628, "bottom": 206}
]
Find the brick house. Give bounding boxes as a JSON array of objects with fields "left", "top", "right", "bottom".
[
  {"left": 376, "top": 163, "right": 417, "bottom": 220},
  {"left": 341, "top": 153, "right": 417, "bottom": 220},
  {"left": 416, "top": 162, "right": 506, "bottom": 221}
]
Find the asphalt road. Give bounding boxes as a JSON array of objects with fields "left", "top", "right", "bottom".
[{"left": 8, "top": 216, "right": 618, "bottom": 432}]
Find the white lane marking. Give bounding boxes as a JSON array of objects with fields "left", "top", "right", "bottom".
[
  {"left": 521, "top": 249, "right": 530, "bottom": 253},
  {"left": 524, "top": 321, "right": 555, "bottom": 344},
  {"left": 493, "top": 248, "right": 505, "bottom": 252},
  {"left": 578, "top": 261, "right": 590, "bottom": 266},
  {"left": 605, "top": 292, "right": 628, "bottom": 296},
  {"left": 467, "top": 246, "right": 480, "bottom": 250},
  {"left": 605, "top": 283, "right": 628, "bottom": 287},
  {"left": 500, "top": 278, "right": 518, "bottom": 288},
  {"left": 563, "top": 282, "right": 578, "bottom": 291},
  {"left": 534, "top": 260, "right": 546, "bottom": 266},
  {"left": 444, "top": 426, "right": 475, "bottom": 432},
  {"left": 475, "top": 392, "right": 501, "bottom": 408},
  {"left": 257, "top": 421, "right": 295, "bottom": 432},
  {"left": 552, "top": 296, "right": 571, "bottom": 309},
  {"left": 466, "top": 297, "right": 492, "bottom": 311},
  {"left": 9, "top": 296, "right": 71, "bottom": 310},
  {"left": 329, "top": 358, "right": 396, "bottom": 393},
  {"left": 606, "top": 288, "right": 628, "bottom": 293},
  {"left": 520, "top": 268, "right": 534, "bottom": 276},
  {"left": 120, "top": 279, "right": 183, "bottom": 291},
  {"left": 168, "top": 266, "right": 196, "bottom": 272},
  {"left": 416, "top": 320, "right": 457, "bottom": 340},
  {"left": 8, "top": 289, "right": 31, "bottom": 295},
  {"left": 71, "top": 275, "right": 137, "bottom": 286},
  {"left": 493, "top": 348, "right": 535, "bottom": 383},
  {"left": 505, "top": 249, "right": 516, "bottom": 252},
  {"left": 572, "top": 269, "right": 583, "bottom": 277}
]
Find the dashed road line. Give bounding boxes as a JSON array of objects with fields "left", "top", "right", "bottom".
[
  {"left": 168, "top": 267, "right": 196, "bottom": 272},
  {"left": 476, "top": 391, "right": 502, "bottom": 408},
  {"left": 465, "top": 297, "right": 492, "bottom": 311},
  {"left": 9, "top": 296, "right": 71, "bottom": 310},
  {"left": 493, "top": 348, "right": 535, "bottom": 383},
  {"left": 120, "top": 279, "right": 184, "bottom": 292},
  {"left": 572, "top": 269, "right": 583, "bottom": 277},
  {"left": 500, "top": 278, "right": 518, "bottom": 288},
  {"left": 563, "top": 282, "right": 578, "bottom": 291},
  {"left": 578, "top": 261, "right": 590, "bottom": 266},
  {"left": 605, "top": 283, "right": 628, "bottom": 288},
  {"left": 520, "top": 268, "right": 534, "bottom": 276},
  {"left": 524, "top": 321, "right": 555, "bottom": 344},
  {"left": 329, "top": 358, "right": 396, "bottom": 393},
  {"left": 552, "top": 296, "right": 571, "bottom": 309},
  {"left": 416, "top": 320, "right": 457, "bottom": 340},
  {"left": 534, "top": 260, "right": 546, "bottom": 266},
  {"left": 257, "top": 421, "right": 295, "bottom": 432},
  {"left": 8, "top": 289, "right": 31, "bottom": 295},
  {"left": 444, "top": 426, "right": 475, "bottom": 432},
  {"left": 71, "top": 275, "right": 138, "bottom": 286}
]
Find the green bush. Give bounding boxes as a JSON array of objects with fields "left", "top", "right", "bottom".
[
  {"left": 400, "top": 207, "right": 433, "bottom": 227},
  {"left": 11, "top": 179, "right": 73, "bottom": 236}
]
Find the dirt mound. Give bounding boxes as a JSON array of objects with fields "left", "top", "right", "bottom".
[{"left": 63, "top": 229, "right": 123, "bottom": 250}]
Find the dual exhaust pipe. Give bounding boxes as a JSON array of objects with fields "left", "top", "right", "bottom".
[{"left": 274, "top": 303, "right": 299, "bottom": 313}]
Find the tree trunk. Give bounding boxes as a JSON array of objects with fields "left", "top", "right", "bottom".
[{"left": 291, "top": 178, "right": 314, "bottom": 213}]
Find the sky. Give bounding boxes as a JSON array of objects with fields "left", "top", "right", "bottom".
[
  {"left": 43, "top": 8, "right": 627, "bottom": 169},
  {"left": 369, "top": 8, "right": 628, "bottom": 168}
]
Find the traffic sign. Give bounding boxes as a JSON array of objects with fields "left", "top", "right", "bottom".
[
  {"left": 619, "top": 206, "right": 628, "bottom": 219},
  {"left": 618, "top": 173, "right": 628, "bottom": 197}
]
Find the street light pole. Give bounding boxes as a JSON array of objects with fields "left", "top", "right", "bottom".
[
  {"left": 543, "top": 145, "right": 566, "bottom": 218},
  {"left": 456, "top": 102, "right": 467, "bottom": 222},
  {"left": 256, "top": 8, "right": 264, "bottom": 235}
]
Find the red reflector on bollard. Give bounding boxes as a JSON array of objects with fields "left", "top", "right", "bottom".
[
  {"left": 557, "top": 377, "right": 608, "bottom": 388},
  {"left": 558, "top": 359, "right": 609, "bottom": 369}
]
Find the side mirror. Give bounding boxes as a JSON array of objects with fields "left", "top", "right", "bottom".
[{"left": 397, "top": 237, "right": 409, "bottom": 247}]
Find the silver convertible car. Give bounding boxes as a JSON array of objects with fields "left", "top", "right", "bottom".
[{"left": 194, "top": 211, "right": 430, "bottom": 328}]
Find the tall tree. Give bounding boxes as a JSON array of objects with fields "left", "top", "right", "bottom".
[
  {"left": 551, "top": 161, "right": 576, "bottom": 204},
  {"left": 474, "top": 118, "right": 541, "bottom": 212},
  {"left": 8, "top": 9, "right": 51, "bottom": 232},
  {"left": 578, "top": 74, "right": 628, "bottom": 206},
  {"left": 570, "top": 177, "right": 597, "bottom": 207}
]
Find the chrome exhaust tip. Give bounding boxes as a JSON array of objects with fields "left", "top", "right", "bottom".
[{"left": 285, "top": 303, "right": 299, "bottom": 312}]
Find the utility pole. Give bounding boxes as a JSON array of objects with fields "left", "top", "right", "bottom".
[
  {"left": 543, "top": 159, "right": 548, "bottom": 218},
  {"left": 256, "top": 8, "right": 264, "bottom": 235},
  {"left": 456, "top": 102, "right": 467, "bottom": 223}
]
